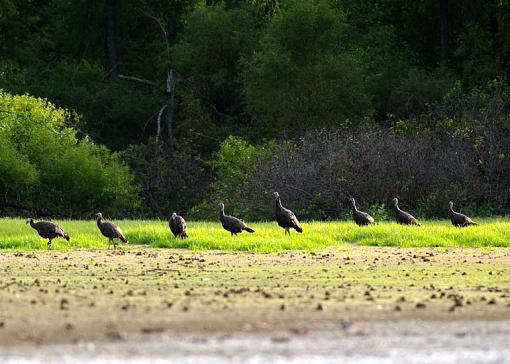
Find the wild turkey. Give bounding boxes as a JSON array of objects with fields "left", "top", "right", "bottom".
[
  {"left": 169, "top": 212, "right": 188, "bottom": 238},
  {"left": 349, "top": 198, "right": 375, "bottom": 226},
  {"left": 391, "top": 198, "right": 421, "bottom": 226},
  {"left": 449, "top": 201, "right": 477, "bottom": 227},
  {"left": 272, "top": 192, "right": 303, "bottom": 235},
  {"left": 94, "top": 212, "right": 128, "bottom": 249},
  {"left": 26, "top": 218, "right": 70, "bottom": 248},
  {"left": 219, "top": 203, "right": 255, "bottom": 236}
]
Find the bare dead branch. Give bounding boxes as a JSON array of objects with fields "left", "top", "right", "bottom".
[
  {"left": 156, "top": 105, "right": 167, "bottom": 141},
  {"left": 144, "top": 11, "right": 171, "bottom": 64},
  {"left": 118, "top": 75, "right": 157, "bottom": 87}
]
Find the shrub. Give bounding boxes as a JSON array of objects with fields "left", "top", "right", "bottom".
[
  {"left": 123, "top": 139, "right": 211, "bottom": 218},
  {"left": 242, "top": 127, "right": 481, "bottom": 219},
  {"left": 0, "top": 90, "right": 139, "bottom": 217},
  {"left": 0, "top": 136, "right": 37, "bottom": 213},
  {"left": 391, "top": 67, "right": 455, "bottom": 119},
  {"left": 191, "top": 136, "right": 278, "bottom": 220}
]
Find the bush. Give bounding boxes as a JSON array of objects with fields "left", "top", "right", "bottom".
[
  {"left": 242, "top": 127, "right": 481, "bottom": 219},
  {"left": 0, "top": 90, "right": 139, "bottom": 217},
  {"left": 0, "top": 136, "right": 37, "bottom": 212},
  {"left": 123, "top": 139, "right": 211, "bottom": 218},
  {"left": 416, "top": 183, "right": 472, "bottom": 218},
  {"left": 391, "top": 67, "right": 455, "bottom": 119},
  {"left": 190, "top": 136, "right": 278, "bottom": 220}
]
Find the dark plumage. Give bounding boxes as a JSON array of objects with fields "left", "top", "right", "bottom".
[
  {"left": 169, "top": 212, "right": 188, "bottom": 238},
  {"left": 94, "top": 212, "right": 128, "bottom": 249},
  {"left": 26, "top": 218, "right": 70, "bottom": 248},
  {"left": 391, "top": 198, "right": 421, "bottom": 226},
  {"left": 272, "top": 192, "right": 303, "bottom": 235},
  {"left": 349, "top": 198, "right": 375, "bottom": 226},
  {"left": 219, "top": 203, "right": 255, "bottom": 236},
  {"left": 449, "top": 201, "right": 477, "bottom": 227}
]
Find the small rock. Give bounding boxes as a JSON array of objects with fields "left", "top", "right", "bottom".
[
  {"left": 340, "top": 320, "right": 352, "bottom": 330},
  {"left": 289, "top": 328, "right": 308, "bottom": 335},
  {"left": 271, "top": 336, "right": 290, "bottom": 343},
  {"left": 142, "top": 327, "right": 164, "bottom": 334},
  {"left": 105, "top": 330, "right": 123, "bottom": 341},
  {"left": 60, "top": 298, "right": 69, "bottom": 310}
]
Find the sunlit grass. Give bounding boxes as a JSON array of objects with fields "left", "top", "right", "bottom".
[{"left": 1, "top": 217, "right": 509, "bottom": 251}]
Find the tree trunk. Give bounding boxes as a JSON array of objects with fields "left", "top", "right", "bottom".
[
  {"left": 490, "top": 7, "right": 499, "bottom": 50},
  {"left": 106, "top": 0, "right": 119, "bottom": 80},
  {"left": 440, "top": 0, "right": 449, "bottom": 61},
  {"left": 167, "top": 16, "right": 177, "bottom": 42},
  {"left": 164, "top": 69, "right": 175, "bottom": 152}
]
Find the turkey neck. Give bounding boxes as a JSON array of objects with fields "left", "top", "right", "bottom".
[
  {"left": 96, "top": 217, "right": 103, "bottom": 228},
  {"left": 350, "top": 203, "right": 358, "bottom": 213},
  {"left": 275, "top": 198, "right": 283, "bottom": 209}
]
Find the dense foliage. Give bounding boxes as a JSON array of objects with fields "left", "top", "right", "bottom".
[
  {"left": 1, "top": 0, "right": 510, "bottom": 219},
  {"left": 0, "top": 91, "right": 138, "bottom": 217}
]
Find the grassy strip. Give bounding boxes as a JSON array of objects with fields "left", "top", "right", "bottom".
[{"left": 1, "top": 217, "right": 509, "bottom": 251}]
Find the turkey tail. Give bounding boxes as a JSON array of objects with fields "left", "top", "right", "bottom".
[
  {"left": 294, "top": 225, "right": 303, "bottom": 233},
  {"left": 243, "top": 227, "right": 255, "bottom": 233}
]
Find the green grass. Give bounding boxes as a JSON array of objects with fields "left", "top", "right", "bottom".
[{"left": 2, "top": 217, "right": 510, "bottom": 251}]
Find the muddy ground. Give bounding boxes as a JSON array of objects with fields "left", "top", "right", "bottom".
[{"left": 0, "top": 246, "right": 509, "bottom": 362}]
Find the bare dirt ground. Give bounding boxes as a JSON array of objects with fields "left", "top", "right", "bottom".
[{"left": 0, "top": 246, "right": 509, "bottom": 363}]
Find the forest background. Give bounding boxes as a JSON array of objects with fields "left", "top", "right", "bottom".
[{"left": 1, "top": 0, "right": 510, "bottom": 221}]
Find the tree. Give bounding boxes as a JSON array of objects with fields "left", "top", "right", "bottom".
[
  {"left": 440, "top": 0, "right": 449, "bottom": 61},
  {"left": 172, "top": 5, "right": 258, "bottom": 115},
  {"left": 244, "top": 0, "right": 372, "bottom": 135},
  {"left": 106, "top": 0, "right": 119, "bottom": 79}
]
